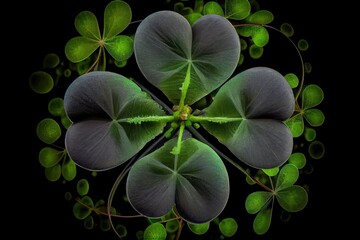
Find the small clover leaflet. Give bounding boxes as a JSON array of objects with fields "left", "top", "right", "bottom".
[
  {"left": 245, "top": 164, "right": 308, "bottom": 235},
  {"left": 65, "top": 0, "right": 133, "bottom": 72},
  {"left": 64, "top": 10, "right": 296, "bottom": 227},
  {"left": 285, "top": 84, "right": 325, "bottom": 137}
]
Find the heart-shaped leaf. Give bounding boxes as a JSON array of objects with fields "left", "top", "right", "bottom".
[
  {"left": 275, "top": 164, "right": 299, "bottom": 190},
  {"left": 201, "top": 67, "right": 295, "bottom": 169},
  {"left": 134, "top": 10, "right": 240, "bottom": 105},
  {"left": 103, "top": 0, "right": 132, "bottom": 39},
  {"left": 276, "top": 185, "right": 308, "bottom": 212},
  {"left": 126, "top": 137, "right": 229, "bottom": 224},
  {"left": 64, "top": 71, "right": 166, "bottom": 171}
]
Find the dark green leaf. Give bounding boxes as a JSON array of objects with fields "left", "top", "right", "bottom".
[{"left": 276, "top": 185, "right": 308, "bottom": 212}]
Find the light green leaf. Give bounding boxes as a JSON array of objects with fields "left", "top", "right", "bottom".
[
  {"left": 302, "top": 84, "right": 324, "bottom": 109},
  {"left": 75, "top": 11, "right": 100, "bottom": 39},
  {"left": 65, "top": 37, "right": 99, "bottom": 63},
  {"left": 143, "top": 223, "right": 167, "bottom": 240},
  {"left": 276, "top": 185, "right": 308, "bottom": 212},
  {"left": 225, "top": 0, "right": 251, "bottom": 20},
  {"left": 304, "top": 108, "right": 325, "bottom": 127},
  {"left": 103, "top": 0, "right": 132, "bottom": 39},
  {"left": 253, "top": 207, "right": 272, "bottom": 235},
  {"left": 245, "top": 191, "right": 273, "bottom": 214},
  {"left": 105, "top": 35, "right": 134, "bottom": 61},
  {"left": 276, "top": 164, "right": 299, "bottom": 190}
]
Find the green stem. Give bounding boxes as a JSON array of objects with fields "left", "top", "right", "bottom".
[
  {"left": 178, "top": 63, "right": 192, "bottom": 110},
  {"left": 171, "top": 123, "right": 186, "bottom": 156},
  {"left": 118, "top": 115, "right": 174, "bottom": 124},
  {"left": 189, "top": 115, "right": 243, "bottom": 123}
]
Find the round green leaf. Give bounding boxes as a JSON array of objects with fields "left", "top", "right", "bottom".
[
  {"left": 245, "top": 191, "right": 273, "bottom": 214},
  {"left": 126, "top": 137, "right": 229, "bottom": 224},
  {"left": 304, "top": 127, "right": 316, "bottom": 141},
  {"left": 74, "top": 11, "right": 100, "bottom": 39},
  {"left": 284, "top": 73, "right": 299, "bottom": 88},
  {"left": 302, "top": 84, "right": 324, "bottom": 109},
  {"left": 65, "top": 37, "right": 99, "bottom": 63},
  {"left": 285, "top": 113, "right": 304, "bottom": 138},
  {"left": 187, "top": 222, "right": 210, "bottom": 235},
  {"left": 105, "top": 35, "right": 133, "bottom": 62},
  {"left": 276, "top": 185, "right": 308, "bottom": 212},
  {"left": 77, "top": 178, "right": 90, "bottom": 196},
  {"left": 134, "top": 11, "right": 240, "bottom": 105},
  {"left": 253, "top": 207, "right": 272, "bottom": 235},
  {"left": 225, "top": 0, "right": 251, "bottom": 20},
  {"left": 103, "top": 0, "right": 132, "bottom": 39},
  {"left": 36, "top": 118, "right": 62, "bottom": 144},
  {"left": 246, "top": 10, "right": 274, "bottom": 24},
  {"left": 62, "top": 157, "right": 77, "bottom": 181},
  {"left": 288, "top": 152, "right": 306, "bottom": 169},
  {"left": 251, "top": 27, "right": 269, "bottom": 47},
  {"left": 64, "top": 71, "right": 166, "bottom": 171},
  {"left": 262, "top": 167, "right": 279, "bottom": 176},
  {"left": 276, "top": 164, "right": 299, "bottom": 190},
  {"left": 304, "top": 108, "right": 325, "bottom": 127},
  {"left": 203, "top": 1, "right": 224, "bottom": 16},
  {"left": 39, "top": 147, "right": 64, "bottom": 168},
  {"left": 29, "top": 71, "right": 54, "bottom": 94},
  {"left": 143, "top": 223, "right": 167, "bottom": 240},
  {"left": 48, "top": 97, "right": 65, "bottom": 116},
  {"left": 280, "top": 23, "right": 294, "bottom": 37},
  {"left": 43, "top": 53, "right": 60, "bottom": 69},
  {"left": 45, "top": 164, "right": 62, "bottom": 182},
  {"left": 219, "top": 218, "right": 238, "bottom": 237},
  {"left": 73, "top": 196, "right": 94, "bottom": 220},
  {"left": 202, "top": 67, "right": 295, "bottom": 169},
  {"left": 308, "top": 140, "right": 325, "bottom": 159}
]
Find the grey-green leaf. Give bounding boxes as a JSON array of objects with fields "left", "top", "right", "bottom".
[
  {"left": 202, "top": 67, "right": 295, "bottom": 169},
  {"left": 64, "top": 71, "right": 166, "bottom": 171},
  {"left": 126, "top": 137, "right": 229, "bottom": 224},
  {"left": 134, "top": 11, "right": 240, "bottom": 105}
]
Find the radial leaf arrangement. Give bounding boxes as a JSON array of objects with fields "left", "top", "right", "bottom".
[
  {"left": 30, "top": 0, "right": 325, "bottom": 239},
  {"left": 65, "top": 0, "right": 133, "bottom": 70}
]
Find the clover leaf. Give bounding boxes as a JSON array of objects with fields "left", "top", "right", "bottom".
[
  {"left": 245, "top": 164, "right": 308, "bottom": 235},
  {"left": 63, "top": 71, "right": 167, "bottom": 171},
  {"left": 65, "top": 0, "right": 133, "bottom": 70},
  {"left": 134, "top": 10, "right": 240, "bottom": 105},
  {"left": 285, "top": 84, "right": 325, "bottom": 137},
  {"left": 200, "top": 67, "right": 295, "bottom": 169},
  {"left": 126, "top": 137, "right": 229, "bottom": 224}
]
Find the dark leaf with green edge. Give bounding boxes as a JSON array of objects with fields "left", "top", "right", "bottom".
[
  {"left": 253, "top": 206, "right": 272, "bottom": 235},
  {"left": 285, "top": 113, "right": 304, "bottom": 138},
  {"left": 75, "top": 11, "right": 100, "bottom": 39},
  {"left": 187, "top": 222, "right": 210, "bottom": 235},
  {"left": 249, "top": 44, "right": 263, "bottom": 59},
  {"left": 219, "top": 218, "right": 238, "bottom": 237},
  {"left": 165, "top": 220, "right": 179, "bottom": 233},
  {"left": 39, "top": 147, "right": 64, "bottom": 168},
  {"left": 126, "top": 137, "right": 229, "bottom": 224},
  {"left": 143, "top": 223, "right": 167, "bottom": 240},
  {"left": 276, "top": 185, "right": 308, "bottom": 212},
  {"left": 64, "top": 71, "right": 166, "bottom": 171},
  {"left": 134, "top": 11, "right": 240, "bottom": 105},
  {"left": 84, "top": 216, "right": 94, "bottom": 230},
  {"left": 245, "top": 191, "right": 273, "bottom": 214},
  {"left": 45, "top": 164, "right": 62, "bottom": 182},
  {"left": 225, "top": 0, "right": 251, "bottom": 20},
  {"left": 203, "top": 1, "right": 224, "bottom": 16},
  {"left": 104, "top": 35, "right": 134, "bottom": 62},
  {"left": 304, "top": 108, "right": 325, "bottom": 127},
  {"left": 73, "top": 196, "right": 94, "bottom": 220},
  {"left": 275, "top": 164, "right": 299, "bottom": 190},
  {"left": 245, "top": 10, "right": 274, "bottom": 24},
  {"left": 62, "top": 157, "right": 77, "bottom": 181},
  {"left": 36, "top": 118, "right": 62, "bottom": 144},
  {"left": 65, "top": 37, "right": 99, "bottom": 63},
  {"left": 202, "top": 67, "right": 294, "bottom": 169},
  {"left": 102, "top": 0, "right": 132, "bottom": 39},
  {"left": 302, "top": 84, "right": 324, "bottom": 109}
]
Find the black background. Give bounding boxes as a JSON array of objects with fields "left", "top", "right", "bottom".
[{"left": 7, "top": 0, "right": 347, "bottom": 239}]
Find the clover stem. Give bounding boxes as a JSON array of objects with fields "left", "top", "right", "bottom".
[
  {"left": 178, "top": 63, "right": 192, "bottom": 111},
  {"left": 189, "top": 116, "right": 243, "bottom": 123},
  {"left": 121, "top": 115, "right": 175, "bottom": 124},
  {"left": 171, "top": 122, "right": 186, "bottom": 157}
]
